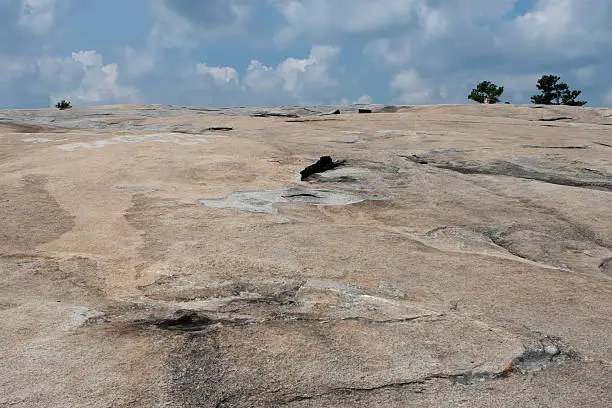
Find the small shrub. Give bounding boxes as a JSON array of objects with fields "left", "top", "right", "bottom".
[{"left": 55, "top": 100, "right": 72, "bottom": 110}]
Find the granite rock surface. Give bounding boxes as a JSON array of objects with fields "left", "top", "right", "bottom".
[{"left": 1, "top": 103, "right": 611, "bottom": 407}]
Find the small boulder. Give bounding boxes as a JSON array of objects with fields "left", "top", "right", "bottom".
[{"left": 300, "top": 156, "right": 345, "bottom": 181}]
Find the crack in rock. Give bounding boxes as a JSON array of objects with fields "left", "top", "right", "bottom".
[
  {"left": 520, "top": 144, "right": 589, "bottom": 149},
  {"left": 537, "top": 117, "right": 573, "bottom": 122},
  {"left": 142, "top": 310, "right": 439, "bottom": 333},
  {"left": 402, "top": 155, "right": 612, "bottom": 191},
  {"left": 282, "top": 314, "right": 439, "bottom": 325},
  {"left": 599, "top": 257, "right": 612, "bottom": 275},
  {"left": 161, "top": 305, "right": 576, "bottom": 407},
  {"left": 281, "top": 193, "right": 320, "bottom": 198},
  {"left": 481, "top": 222, "right": 610, "bottom": 270},
  {"left": 277, "top": 336, "right": 577, "bottom": 404}
]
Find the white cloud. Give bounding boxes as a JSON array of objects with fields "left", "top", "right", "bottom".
[
  {"left": 241, "top": 60, "right": 283, "bottom": 92},
  {"left": 132, "top": 45, "right": 343, "bottom": 107},
  {"left": 44, "top": 51, "right": 139, "bottom": 105},
  {"left": 416, "top": 4, "right": 448, "bottom": 40},
  {"left": 271, "top": 0, "right": 515, "bottom": 45},
  {"left": 68, "top": 51, "right": 139, "bottom": 104},
  {"left": 357, "top": 0, "right": 612, "bottom": 105},
  {"left": 243, "top": 45, "right": 340, "bottom": 97},
  {"left": 35, "top": 55, "right": 78, "bottom": 86},
  {"left": 0, "top": 49, "right": 139, "bottom": 108},
  {"left": 71, "top": 50, "right": 103, "bottom": 69},
  {"left": 268, "top": 0, "right": 612, "bottom": 106},
  {"left": 2, "top": 1, "right": 612, "bottom": 108},
  {"left": 391, "top": 69, "right": 434, "bottom": 104},
  {"left": 503, "top": 0, "right": 612, "bottom": 58},
  {"left": 196, "top": 63, "right": 239, "bottom": 85}
]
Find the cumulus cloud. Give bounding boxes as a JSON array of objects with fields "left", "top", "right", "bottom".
[
  {"left": 0, "top": 49, "right": 139, "bottom": 108},
  {"left": 269, "top": 0, "right": 612, "bottom": 105},
  {"left": 241, "top": 60, "right": 282, "bottom": 93},
  {"left": 2, "top": 0, "right": 612, "bottom": 108},
  {"left": 507, "top": 0, "right": 612, "bottom": 58},
  {"left": 58, "top": 51, "right": 139, "bottom": 105},
  {"left": 196, "top": 63, "right": 239, "bottom": 85},
  {"left": 271, "top": 0, "right": 517, "bottom": 45},
  {"left": 150, "top": 45, "right": 343, "bottom": 106},
  {"left": 243, "top": 45, "right": 340, "bottom": 99},
  {"left": 371, "top": 0, "right": 611, "bottom": 104}
]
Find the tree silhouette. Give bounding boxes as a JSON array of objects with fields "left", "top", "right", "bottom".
[
  {"left": 531, "top": 75, "right": 586, "bottom": 106},
  {"left": 468, "top": 81, "right": 504, "bottom": 104},
  {"left": 55, "top": 100, "right": 72, "bottom": 110}
]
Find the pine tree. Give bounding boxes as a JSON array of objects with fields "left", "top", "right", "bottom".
[
  {"left": 468, "top": 81, "right": 504, "bottom": 104},
  {"left": 531, "top": 75, "right": 586, "bottom": 106}
]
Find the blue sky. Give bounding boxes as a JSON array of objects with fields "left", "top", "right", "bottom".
[{"left": 1, "top": 0, "right": 611, "bottom": 108}]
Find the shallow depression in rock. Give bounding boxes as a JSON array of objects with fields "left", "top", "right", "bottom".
[{"left": 197, "top": 187, "right": 382, "bottom": 213}]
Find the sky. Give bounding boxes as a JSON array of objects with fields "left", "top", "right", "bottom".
[{"left": 1, "top": 0, "right": 611, "bottom": 109}]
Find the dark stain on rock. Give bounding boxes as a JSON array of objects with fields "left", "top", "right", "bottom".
[{"left": 155, "top": 311, "right": 216, "bottom": 332}]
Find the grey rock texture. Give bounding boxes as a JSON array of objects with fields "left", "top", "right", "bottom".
[{"left": 0, "top": 103, "right": 611, "bottom": 407}]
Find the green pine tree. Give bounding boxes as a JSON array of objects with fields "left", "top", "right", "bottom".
[
  {"left": 468, "top": 81, "right": 504, "bottom": 104},
  {"left": 531, "top": 75, "right": 586, "bottom": 106}
]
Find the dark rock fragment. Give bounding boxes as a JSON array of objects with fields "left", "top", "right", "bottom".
[{"left": 300, "top": 156, "right": 346, "bottom": 181}]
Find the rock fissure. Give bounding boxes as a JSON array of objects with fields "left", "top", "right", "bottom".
[
  {"left": 275, "top": 338, "right": 576, "bottom": 404},
  {"left": 402, "top": 155, "right": 612, "bottom": 191}
]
